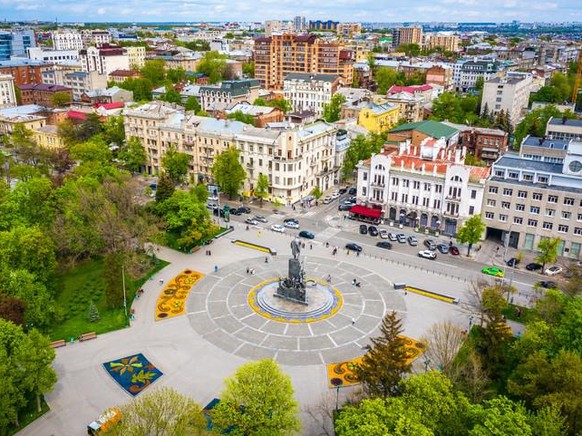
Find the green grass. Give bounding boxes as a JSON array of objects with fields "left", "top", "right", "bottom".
[
  {"left": 503, "top": 303, "right": 535, "bottom": 324},
  {"left": 48, "top": 257, "right": 168, "bottom": 341},
  {"left": 6, "top": 396, "right": 49, "bottom": 436}
]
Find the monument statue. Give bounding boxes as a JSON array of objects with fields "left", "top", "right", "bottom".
[{"left": 274, "top": 237, "right": 308, "bottom": 305}]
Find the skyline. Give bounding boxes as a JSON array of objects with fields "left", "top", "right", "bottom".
[{"left": 1, "top": 0, "right": 582, "bottom": 25}]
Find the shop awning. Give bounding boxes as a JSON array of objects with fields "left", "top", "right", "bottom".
[{"left": 349, "top": 205, "right": 382, "bottom": 219}]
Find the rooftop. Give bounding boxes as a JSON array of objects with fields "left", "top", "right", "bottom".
[
  {"left": 225, "top": 103, "right": 277, "bottom": 116},
  {"left": 284, "top": 73, "right": 340, "bottom": 83},
  {"left": 522, "top": 136, "right": 569, "bottom": 150},
  {"left": 495, "top": 154, "right": 563, "bottom": 174},
  {"left": 390, "top": 120, "right": 459, "bottom": 139},
  {"left": 547, "top": 117, "right": 582, "bottom": 129},
  {"left": 387, "top": 84, "right": 432, "bottom": 95}
]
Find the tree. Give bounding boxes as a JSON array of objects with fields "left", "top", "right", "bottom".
[
  {"left": 211, "top": 147, "right": 246, "bottom": 199},
  {"left": 211, "top": 359, "right": 301, "bottom": 435},
  {"left": 140, "top": 59, "right": 166, "bottom": 87},
  {"left": 155, "top": 172, "right": 175, "bottom": 203},
  {"left": 514, "top": 106, "right": 576, "bottom": 147},
  {"left": 311, "top": 186, "right": 322, "bottom": 200},
  {"left": 456, "top": 215, "right": 485, "bottom": 256},
  {"left": 119, "top": 77, "right": 154, "bottom": 101},
  {"left": 322, "top": 93, "right": 346, "bottom": 122},
  {"left": 118, "top": 137, "right": 146, "bottom": 174},
  {"left": 103, "top": 252, "right": 124, "bottom": 308},
  {"left": 159, "top": 87, "right": 182, "bottom": 105},
  {"left": 51, "top": 91, "right": 71, "bottom": 107},
  {"left": 88, "top": 301, "right": 100, "bottom": 322},
  {"left": 422, "top": 320, "right": 465, "bottom": 373},
  {"left": 536, "top": 237, "right": 560, "bottom": 273},
  {"left": 184, "top": 96, "right": 201, "bottom": 113},
  {"left": 266, "top": 98, "right": 292, "bottom": 114},
  {"left": 20, "top": 329, "right": 57, "bottom": 413},
  {"left": 191, "top": 183, "right": 209, "bottom": 204},
  {"left": 197, "top": 51, "right": 228, "bottom": 84},
  {"left": 102, "top": 116, "right": 126, "bottom": 146},
  {"left": 0, "top": 295, "right": 26, "bottom": 325},
  {"left": 341, "top": 134, "right": 385, "bottom": 180},
  {"left": 470, "top": 396, "right": 533, "bottom": 436},
  {"left": 252, "top": 97, "right": 266, "bottom": 106},
  {"left": 242, "top": 61, "right": 255, "bottom": 77},
  {"left": 110, "top": 386, "right": 208, "bottom": 435},
  {"left": 166, "top": 67, "right": 186, "bottom": 84},
  {"left": 161, "top": 147, "right": 191, "bottom": 185},
  {"left": 355, "top": 311, "right": 411, "bottom": 398},
  {"left": 375, "top": 67, "right": 399, "bottom": 94},
  {"left": 399, "top": 43, "right": 421, "bottom": 57},
  {"left": 227, "top": 110, "right": 255, "bottom": 126},
  {"left": 255, "top": 173, "right": 269, "bottom": 206}
]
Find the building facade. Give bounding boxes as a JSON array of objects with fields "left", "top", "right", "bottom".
[
  {"left": 0, "top": 29, "right": 36, "bottom": 60},
  {"left": 199, "top": 79, "right": 261, "bottom": 112},
  {"left": 0, "top": 74, "right": 17, "bottom": 108},
  {"left": 80, "top": 45, "right": 130, "bottom": 76},
  {"left": 480, "top": 74, "right": 532, "bottom": 127},
  {"left": 392, "top": 27, "right": 423, "bottom": 49},
  {"left": 26, "top": 47, "right": 79, "bottom": 64},
  {"left": 33, "top": 125, "right": 65, "bottom": 149},
  {"left": 52, "top": 31, "right": 84, "bottom": 51},
  {"left": 81, "top": 30, "right": 112, "bottom": 47},
  {"left": 423, "top": 32, "right": 460, "bottom": 52},
  {"left": 0, "top": 60, "right": 48, "bottom": 86},
  {"left": 283, "top": 73, "right": 343, "bottom": 117},
  {"left": 19, "top": 83, "right": 73, "bottom": 107},
  {"left": 126, "top": 46, "right": 146, "bottom": 69},
  {"left": 336, "top": 23, "right": 362, "bottom": 38},
  {"left": 457, "top": 126, "right": 509, "bottom": 163},
  {"left": 454, "top": 58, "right": 499, "bottom": 92}
]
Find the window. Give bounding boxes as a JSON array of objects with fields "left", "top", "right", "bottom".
[
  {"left": 434, "top": 199, "right": 441, "bottom": 209},
  {"left": 538, "top": 175, "right": 548, "bottom": 183},
  {"left": 362, "top": 187, "right": 367, "bottom": 195},
  {"left": 543, "top": 222, "right": 553, "bottom": 230},
  {"left": 578, "top": 213, "right": 582, "bottom": 221},
  {"left": 412, "top": 195, "right": 419, "bottom": 205},
  {"left": 513, "top": 217, "right": 523, "bottom": 225},
  {"left": 435, "top": 185, "right": 443, "bottom": 193},
  {"left": 391, "top": 192, "right": 398, "bottom": 201},
  {"left": 515, "top": 204, "right": 525, "bottom": 212},
  {"left": 488, "top": 186, "right": 498, "bottom": 194},
  {"left": 487, "top": 199, "right": 496, "bottom": 207},
  {"left": 564, "top": 197, "right": 575, "bottom": 206},
  {"left": 562, "top": 211, "right": 572, "bottom": 220},
  {"left": 402, "top": 179, "right": 409, "bottom": 188},
  {"left": 558, "top": 224, "right": 569, "bottom": 233},
  {"left": 548, "top": 195, "right": 558, "bottom": 203},
  {"left": 392, "top": 177, "right": 399, "bottom": 186},
  {"left": 469, "top": 206, "right": 475, "bottom": 215},
  {"left": 424, "top": 183, "right": 431, "bottom": 191},
  {"left": 495, "top": 170, "right": 504, "bottom": 177},
  {"left": 528, "top": 219, "right": 538, "bottom": 227},
  {"left": 500, "top": 201, "right": 510, "bottom": 209},
  {"left": 471, "top": 190, "right": 477, "bottom": 199},
  {"left": 401, "top": 193, "right": 408, "bottom": 203},
  {"left": 532, "top": 193, "right": 543, "bottom": 201},
  {"left": 530, "top": 206, "right": 540, "bottom": 214},
  {"left": 503, "top": 188, "right": 513, "bottom": 196},
  {"left": 508, "top": 171, "right": 519, "bottom": 179},
  {"left": 575, "top": 227, "right": 582, "bottom": 236},
  {"left": 413, "top": 181, "right": 420, "bottom": 189},
  {"left": 522, "top": 174, "right": 533, "bottom": 182},
  {"left": 546, "top": 209, "right": 555, "bottom": 217},
  {"left": 485, "top": 212, "right": 494, "bottom": 220},
  {"left": 363, "top": 172, "right": 368, "bottom": 181},
  {"left": 499, "top": 214, "right": 508, "bottom": 222},
  {"left": 517, "top": 190, "right": 527, "bottom": 199},
  {"left": 422, "top": 197, "right": 430, "bottom": 207}
]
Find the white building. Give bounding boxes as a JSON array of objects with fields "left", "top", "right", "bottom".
[
  {"left": 454, "top": 58, "right": 499, "bottom": 92},
  {"left": 27, "top": 47, "right": 79, "bottom": 64},
  {"left": 0, "top": 74, "right": 17, "bottom": 108},
  {"left": 481, "top": 74, "right": 532, "bottom": 127},
  {"left": 81, "top": 30, "right": 112, "bottom": 47},
  {"left": 126, "top": 46, "right": 146, "bottom": 69},
  {"left": 52, "top": 31, "right": 84, "bottom": 51},
  {"left": 80, "top": 46, "right": 129, "bottom": 76},
  {"left": 283, "top": 73, "right": 344, "bottom": 117},
  {"left": 356, "top": 137, "right": 490, "bottom": 234}
]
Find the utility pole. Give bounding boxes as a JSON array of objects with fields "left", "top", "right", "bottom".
[{"left": 122, "top": 265, "right": 128, "bottom": 325}]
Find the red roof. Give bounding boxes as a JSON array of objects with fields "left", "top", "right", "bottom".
[
  {"left": 391, "top": 156, "right": 448, "bottom": 174},
  {"left": 387, "top": 84, "right": 433, "bottom": 95},
  {"left": 95, "top": 102, "right": 125, "bottom": 110},
  {"left": 67, "top": 110, "right": 88, "bottom": 121},
  {"left": 349, "top": 205, "right": 382, "bottom": 219}
]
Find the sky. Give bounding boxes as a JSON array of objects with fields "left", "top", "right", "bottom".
[{"left": 1, "top": 0, "right": 581, "bottom": 23}]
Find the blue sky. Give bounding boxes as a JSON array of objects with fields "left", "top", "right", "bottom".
[{"left": 1, "top": 0, "right": 581, "bottom": 23}]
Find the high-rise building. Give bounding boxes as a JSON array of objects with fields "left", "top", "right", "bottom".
[
  {"left": 0, "top": 30, "right": 36, "bottom": 61},
  {"left": 293, "top": 16, "right": 306, "bottom": 32},
  {"left": 52, "top": 31, "right": 84, "bottom": 51},
  {"left": 481, "top": 73, "right": 532, "bottom": 127},
  {"left": 264, "top": 20, "right": 294, "bottom": 37},
  {"left": 80, "top": 45, "right": 129, "bottom": 76},
  {"left": 254, "top": 34, "right": 353, "bottom": 90},
  {"left": 423, "top": 32, "right": 460, "bottom": 52},
  {"left": 392, "top": 26, "right": 423, "bottom": 49}
]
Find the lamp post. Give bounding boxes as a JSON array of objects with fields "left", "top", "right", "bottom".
[
  {"left": 330, "top": 378, "right": 343, "bottom": 411},
  {"left": 122, "top": 265, "right": 128, "bottom": 326}
]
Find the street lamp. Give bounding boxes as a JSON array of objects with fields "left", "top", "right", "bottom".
[
  {"left": 469, "top": 315, "right": 474, "bottom": 330},
  {"left": 330, "top": 378, "right": 343, "bottom": 411}
]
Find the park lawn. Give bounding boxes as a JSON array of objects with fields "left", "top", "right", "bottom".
[{"left": 48, "top": 257, "right": 168, "bottom": 341}]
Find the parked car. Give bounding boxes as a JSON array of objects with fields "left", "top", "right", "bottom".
[
  {"left": 388, "top": 232, "right": 398, "bottom": 241},
  {"left": 254, "top": 215, "right": 268, "bottom": 223},
  {"left": 345, "top": 243, "right": 362, "bottom": 252},
  {"left": 545, "top": 265, "right": 563, "bottom": 276},
  {"left": 482, "top": 267, "right": 505, "bottom": 278},
  {"left": 271, "top": 224, "right": 285, "bottom": 233},
  {"left": 348, "top": 187, "right": 357, "bottom": 195},
  {"left": 238, "top": 206, "right": 251, "bottom": 214},
  {"left": 207, "top": 203, "right": 219, "bottom": 210},
  {"left": 379, "top": 229, "right": 389, "bottom": 239},
  {"left": 284, "top": 218, "right": 299, "bottom": 224},
  {"left": 449, "top": 246, "right": 460, "bottom": 255},
  {"left": 424, "top": 239, "right": 437, "bottom": 250},
  {"left": 436, "top": 243, "right": 449, "bottom": 254},
  {"left": 229, "top": 208, "right": 242, "bottom": 216},
  {"left": 331, "top": 191, "right": 340, "bottom": 199},
  {"left": 359, "top": 224, "right": 368, "bottom": 235},
  {"left": 298, "top": 230, "right": 315, "bottom": 239},
  {"left": 418, "top": 250, "right": 437, "bottom": 260},
  {"left": 525, "top": 262, "right": 542, "bottom": 271},
  {"left": 323, "top": 196, "right": 333, "bottom": 204},
  {"left": 376, "top": 241, "right": 393, "bottom": 250},
  {"left": 537, "top": 280, "right": 557, "bottom": 289},
  {"left": 368, "top": 226, "right": 379, "bottom": 237},
  {"left": 244, "top": 218, "right": 258, "bottom": 225},
  {"left": 397, "top": 234, "right": 407, "bottom": 243},
  {"left": 338, "top": 188, "right": 348, "bottom": 195},
  {"left": 506, "top": 257, "right": 520, "bottom": 267},
  {"left": 284, "top": 221, "right": 300, "bottom": 229},
  {"left": 407, "top": 236, "right": 418, "bottom": 246},
  {"left": 338, "top": 203, "right": 352, "bottom": 211}
]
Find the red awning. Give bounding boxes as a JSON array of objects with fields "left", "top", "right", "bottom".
[{"left": 349, "top": 205, "right": 382, "bottom": 219}]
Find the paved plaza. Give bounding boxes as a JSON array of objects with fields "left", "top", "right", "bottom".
[{"left": 21, "top": 221, "right": 470, "bottom": 436}]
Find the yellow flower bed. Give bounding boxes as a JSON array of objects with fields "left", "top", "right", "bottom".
[
  {"left": 326, "top": 336, "right": 426, "bottom": 387},
  {"left": 404, "top": 286, "right": 457, "bottom": 304},
  {"left": 155, "top": 269, "right": 204, "bottom": 321}
]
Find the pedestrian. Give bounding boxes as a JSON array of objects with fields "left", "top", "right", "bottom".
[
  {"left": 246, "top": 267, "right": 249, "bottom": 274},
  {"left": 326, "top": 274, "right": 331, "bottom": 283},
  {"left": 496, "top": 246, "right": 500, "bottom": 253},
  {"left": 214, "top": 265, "right": 218, "bottom": 273},
  {"left": 310, "top": 243, "right": 313, "bottom": 250},
  {"left": 351, "top": 318, "right": 355, "bottom": 325},
  {"left": 265, "top": 257, "right": 269, "bottom": 263},
  {"left": 258, "top": 231, "right": 261, "bottom": 238},
  {"left": 209, "top": 250, "right": 212, "bottom": 256},
  {"left": 356, "top": 251, "right": 360, "bottom": 257},
  {"left": 159, "top": 278, "right": 164, "bottom": 285},
  {"left": 326, "top": 242, "right": 329, "bottom": 248}
]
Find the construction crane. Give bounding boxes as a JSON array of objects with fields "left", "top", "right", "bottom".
[{"left": 573, "top": 48, "right": 582, "bottom": 104}]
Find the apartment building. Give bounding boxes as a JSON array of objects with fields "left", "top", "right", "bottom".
[
  {"left": 199, "top": 79, "right": 261, "bottom": 112},
  {"left": 123, "top": 101, "right": 340, "bottom": 203},
  {"left": 342, "top": 99, "right": 400, "bottom": 134},
  {"left": 0, "top": 29, "right": 36, "bottom": 60},
  {"left": 80, "top": 45, "right": 130, "bottom": 76},
  {"left": 222, "top": 102, "right": 283, "bottom": 128},
  {"left": 254, "top": 34, "right": 353, "bottom": 90},
  {"left": 0, "top": 74, "right": 17, "bottom": 108},
  {"left": 482, "top": 137, "right": 582, "bottom": 258},
  {"left": 0, "top": 104, "right": 47, "bottom": 135},
  {"left": 126, "top": 46, "right": 146, "bottom": 69},
  {"left": 52, "top": 31, "right": 84, "bottom": 51},
  {"left": 264, "top": 20, "right": 295, "bottom": 37},
  {"left": 387, "top": 84, "right": 434, "bottom": 105},
  {"left": 545, "top": 117, "right": 582, "bottom": 141},
  {"left": 81, "top": 30, "right": 112, "bottom": 47},
  {"left": 392, "top": 27, "right": 423, "bottom": 49},
  {"left": 19, "top": 83, "right": 73, "bottom": 107},
  {"left": 293, "top": 16, "right": 306, "bottom": 32},
  {"left": 457, "top": 126, "right": 509, "bottom": 163},
  {"left": 336, "top": 23, "right": 362, "bottom": 39},
  {"left": 356, "top": 137, "right": 489, "bottom": 234},
  {"left": 81, "top": 86, "right": 133, "bottom": 105},
  {"left": 27, "top": 47, "right": 79, "bottom": 64},
  {"left": 385, "top": 92, "right": 424, "bottom": 123},
  {"left": 387, "top": 120, "right": 460, "bottom": 148},
  {"left": 480, "top": 74, "right": 532, "bottom": 127},
  {"left": 423, "top": 32, "right": 460, "bottom": 52},
  {"left": 309, "top": 20, "right": 339, "bottom": 31},
  {"left": 454, "top": 58, "right": 499, "bottom": 92},
  {"left": 0, "top": 60, "right": 50, "bottom": 87},
  {"left": 426, "top": 65, "right": 454, "bottom": 91},
  {"left": 33, "top": 125, "right": 64, "bottom": 149},
  {"left": 283, "top": 73, "right": 344, "bottom": 117}
]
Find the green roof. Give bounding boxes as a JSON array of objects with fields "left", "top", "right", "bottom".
[{"left": 389, "top": 120, "right": 459, "bottom": 139}]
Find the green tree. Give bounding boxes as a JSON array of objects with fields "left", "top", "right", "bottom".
[
  {"left": 266, "top": 98, "right": 292, "bottom": 114},
  {"left": 184, "top": 96, "right": 201, "bottom": 113},
  {"left": 322, "top": 93, "right": 346, "bottom": 122},
  {"left": 211, "top": 359, "right": 301, "bottom": 435},
  {"left": 110, "top": 386, "right": 208, "bottom": 435},
  {"left": 514, "top": 106, "right": 577, "bottom": 147},
  {"left": 162, "top": 147, "right": 191, "bottom": 185},
  {"left": 536, "top": 237, "right": 560, "bottom": 273},
  {"left": 155, "top": 172, "right": 175, "bottom": 203},
  {"left": 159, "top": 87, "right": 182, "bottom": 105},
  {"left": 166, "top": 67, "right": 186, "bottom": 84},
  {"left": 211, "top": 147, "right": 246, "bottom": 199},
  {"left": 431, "top": 92, "right": 463, "bottom": 122},
  {"left": 118, "top": 137, "right": 146, "bottom": 173},
  {"left": 102, "top": 116, "right": 126, "bottom": 146},
  {"left": 399, "top": 43, "right": 421, "bottom": 57},
  {"left": 51, "top": 91, "right": 72, "bottom": 107},
  {"left": 254, "top": 173, "right": 269, "bottom": 206},
  {"left": 197, "top": 51, "right": 228, "bottom": 84},
  {"left": 311, "top": 186, "right": 322, "bottom": 200},
  {"left": 227, "top": 110, "right": 255, "bottom": 126},
  {"left": 252, "top": 98, "right": 266, "bottom": 106},
  {"left": 242, "top": 61, "right": 255, "bottom": 77},
  {"left": 456, "top": 215, "right": 485, "bottom": 256},
  {"left": 119, "top": 77, "right": 154, "bottom": 101},
  {"left": 0, "top": 295, "right": 26, "bottom": 325},
  {"left": 191, "top": 183, "right": 209, "bottom": 203},
  {"left": 375, "top": 67, "right": 399, "bottom": 94},
  {"left": 469, "top": 397, "right": 533, "bottom": 436},
  {"left": 140, "top": 59, "right": 166, "bottom": 87},
  {"left": 355, "top": 311, "right": 411, "bottom": 398},
  {"left": 88, "top": 301, "right": 100, "bottom": 322}
]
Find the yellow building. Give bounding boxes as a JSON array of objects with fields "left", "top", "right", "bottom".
[
  {"left": 34, "top": 125, "right": 65, "bottom": 149},
  {"left": 351, "top": 101, "right": 399, "bottom": 134}
]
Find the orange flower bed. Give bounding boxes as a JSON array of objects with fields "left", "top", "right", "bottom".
[
  {"left": 155, "top": 269, "right": 203, "bottom": 321},
  {"left": 326, "top": 336, "right": 426, "bottom": 387}
]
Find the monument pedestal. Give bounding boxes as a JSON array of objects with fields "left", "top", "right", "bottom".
[{"left": 274, "top": 258, "right": 308, "bottom": 305}]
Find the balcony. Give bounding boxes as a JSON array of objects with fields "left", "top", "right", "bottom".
[
  {"left": 445, "top": 196, "right": 461, "bottom": 202},
  {"left": 443, "top": 210, "right": 459, "bottom": 217},
  {"left": 371, "top": 182, "right": 386, "bottom": 188}
]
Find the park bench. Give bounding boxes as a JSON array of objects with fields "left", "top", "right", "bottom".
[
  {"left": 50, "top": 339, "right": 66, "bottom": 349},
  {"left": 79, "top": 332, "right": 97, "bottom": 342}
]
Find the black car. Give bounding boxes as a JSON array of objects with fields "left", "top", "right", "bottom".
[
  {"left": 346, "top": 243, "right": 363, "bottom": 252},
  {"left": 229, "top": 208, "right": 242, "bottom": 216},
  {"left": 338, "top": 188, "right": 348, "bottom": 195},
  {"left": 368, "top": 226, "right": 379, "bottom": 237},
  {"left": 348, "top": 187, "right": 357, "bottom": 195},
  {"left": 537, "top": 280, "right": 557, "bottom": 289},
  {"left": 359, "top": 224, "right": 368, "bottom": 235},
  {"left": 238, "top": 206, "right": 251, "bottom": 214},
  {"left": 376, "top": 241, "right": 393, "bottom": 250},
  {"left": 506, "top": 257, "right": 520, "bottom": 267},
  {"left": 526, "top": 262, "right": 542, "bottom": 271},
  {"left": 338, "top": 203, "right": 353, "bottom": 211},
  {"left": 298, "top": 230, "right": 315, "bottom": 239}
]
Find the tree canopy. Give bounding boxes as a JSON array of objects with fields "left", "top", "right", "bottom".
[
  {"left": 456, "top": 215, "right": 486, "bottom": 256},
  {"left": 211, "top": 147, "right": 246, "bottom": 199},
  {"left": 323, "top": 93, "right": 346, "bottom": 122}
]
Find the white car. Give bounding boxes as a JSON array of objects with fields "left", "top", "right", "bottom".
[
  {"left": 379, "top": 229, "right": 389, "bottom": 239},
  {"left": 388, "top": 232, "right": 398, "bottom": 241},
  {"left": 418, "top": 250, "right": 437, "bottom": 260},
  {"left": 254, "top": 215, "right": 268, "bottom": 223},
  {"left": 271, "top": 224, "right": 285, "bottom": 233},
  {"left": 284, "top": 221, "right": 300, "bottom": 229},
  {"left": 323, "top": 196, "right": 333, "bottom": 204},
  {"left": 545, "top": 265, "right": 563, "bottom": 276},
  {"left": 331, "top": 191, "right": 340, "bottom": 199}
]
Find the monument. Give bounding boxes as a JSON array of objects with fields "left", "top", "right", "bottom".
[{"left": 274, "top": 237, "right": 308, "bottom": 305}]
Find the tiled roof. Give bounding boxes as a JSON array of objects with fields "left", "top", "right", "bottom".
[
  {"left": 390, "top": 120, "right": 458, "bottom": 139},
  {"left": 387, "top": 84, "right": 432, "bottom": 94},
  {"left": 19, "top": 84, "right": 72, "bottom": 92},
  {"left": 390, "top": 156, "right": 448, "bottom": 174}
]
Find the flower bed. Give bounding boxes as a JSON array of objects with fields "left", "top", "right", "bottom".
[{"left": 155, "top": 269, "right": 204, "bottom": 321}]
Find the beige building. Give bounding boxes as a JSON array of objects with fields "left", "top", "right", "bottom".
[
  {"left": 392, "top": 27, "right": 423, "bottom": 48},
  {"left": 283, "top": 73, "right": 344, "bottom": 117},
  {"left": 0, "top": 74, "right": 17, "bottom": 108},
  {"left": 80, "top": 45, "right": 130, "bottom": 76},
  {"left": 123, "top": 101, "right": 340, "bottom": 202},
  {"left": 33, "top": 125, "right": 64, "bottom": 149},
  {"left": 52, "top": 31, "right": 84, "bottom": 51},
  {"left": 336, "top": 23, "right": 362, "bottom": 38},
  {"left": 423, "top": 32, "right": 460, "bottom": 52},
  {"left": 480, "top": 74, "right": 532, "bottom": 127},
  {"left": 0, "top": 105, "right": 47, "bottom": 135},
  {"left": 385, "top": 92, "right": 424, "bottom": 123},
  {"left": 126, "top": 46, "right": 146, "bottom": 69},
  {"left": 264, "top": 20, "right": 295, "bottom": 37}
]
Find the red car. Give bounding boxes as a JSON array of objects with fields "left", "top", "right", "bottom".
[{"left": 449, "top": 246, "right": 460, "bottom": 255}]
